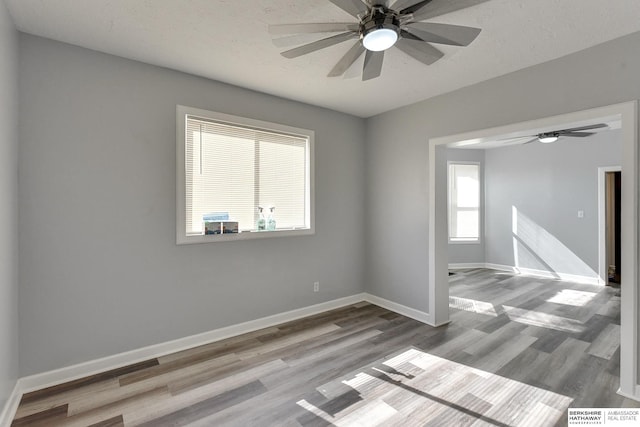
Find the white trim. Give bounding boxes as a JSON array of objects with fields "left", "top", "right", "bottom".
[
  {"left": 429, "top": 144, "right": 449, "bottom": 326},
  {"left": 619, "top": 386, "right": 640, "bottom": 402},
  {"left": 0, "top": 381, "right": 21, "bottom": 427},
  {"left": 483, "top": 263, "right": 514, "bottom": 273},
  {"left": 598, "top": 166, "right": 622, "bottom": 285},
  {"left": 175, "top": 105, "right": 315, "bottom": 245},
  {"left": 484, "top": 263, "right": 602, "bottom": 286},
  {"left": 17, "top": 294, "right": 366, "bottom": 394},
  {"left": 429, "top": 101, "right": 639, "bottom": 400},
  {"left": 448, "top": 263, "right": 486, "bottom": 270},
  {"left": 618, "top": 101, "right": 638, "bottom": 399},
  {"left": 451, "top": 262, "right": 603, "bottom": 285},
  {"left": 363, "top": 293, "right": 445, "bottom": 327}
]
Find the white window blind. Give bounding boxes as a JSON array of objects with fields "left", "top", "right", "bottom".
[
  {"left": 185, "top": 115, "right": 309, "bottom": 235},
  {"left": 448, "top": 163, "right": 480, "bottom": 242}
]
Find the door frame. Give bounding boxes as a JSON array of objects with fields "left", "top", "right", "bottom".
[{"left": 429, "top": 101, "right": 638, "bottom": 400}]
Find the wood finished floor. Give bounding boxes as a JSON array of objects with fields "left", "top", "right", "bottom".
[{"left": 12, "top": 269, "right": 639, "bottom": 426}]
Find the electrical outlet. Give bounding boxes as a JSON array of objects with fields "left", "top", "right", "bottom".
[{"left": 313, "top": 282, "right": 319, "bottom": 292}]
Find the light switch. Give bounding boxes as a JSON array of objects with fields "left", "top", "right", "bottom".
[{"left": 578, "top": 210, "right": 584, "bottom": 218}]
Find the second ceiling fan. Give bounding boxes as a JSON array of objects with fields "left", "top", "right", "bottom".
[
  {"left": 270, "top": 0, "right": 489, "bottom": 81},
  {"left": 513, "top": 124, "right": 609, "bottom": 145}
]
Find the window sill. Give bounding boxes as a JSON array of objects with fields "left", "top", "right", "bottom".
[
  {"left": 177, "top": 228, "right": 314, "bottom": 245},
  {"left": 448, "top": 239, "right": 481, "bottom": 245}
]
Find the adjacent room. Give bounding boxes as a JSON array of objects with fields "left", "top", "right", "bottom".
[{"left": 2, "top": 0, "right": 640, "bottom": 425}]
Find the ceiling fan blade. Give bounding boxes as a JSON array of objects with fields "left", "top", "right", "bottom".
[
  {"left": 328, "top": 0, "right": 369, "bottom": 18},
  {"left": 523, "top": 137, "right": 539, "bottom": 145},
  {"left": 363, "top": 50, "right": 384, "bottom": 81},
  {"left": 281, "top": 32, "right": 358, "bottom": 59},
  {"left": 409, "top": 0, "right": 491, "bottom": 22},
  {"left": 399, "top": 29, "right": 423, "bottom": 41},
  {"left": 273, "top": 34, "right": 327, "bottom": 48},
  {"left": 558, "top": 131, "right": 595, "bottom": 138},
  {"left": 398, "top": 0, "right": 435, "bottom": 15},
  {"left": 404, "top": 22, "right": 481, "bottom": 46},
  {"left": 395, "top": 38, "right": 444, "bottom": 66},
  {"left": 329, "top": 42, "right": 366, "bottom": 77},
  {"left": 560, "top": 123, "right": 608, "bottom": 132},
  {"left": 269, "top": 23, "right": 358, "bottom": 35}
]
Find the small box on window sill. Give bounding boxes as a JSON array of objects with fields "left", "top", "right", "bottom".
[
  {"left": 204, "top": 221, "right": 238, "bottom": 235},
  {"left": 204, "top": 221, "right": 222, "bottom": 235},
  {"left": 222, "top": 221, "right": 238, "bottom": 234}
]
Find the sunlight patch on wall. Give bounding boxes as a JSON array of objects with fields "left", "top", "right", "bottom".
[{"left": 512, "top": 206, "right": 598, "bottom": 279}]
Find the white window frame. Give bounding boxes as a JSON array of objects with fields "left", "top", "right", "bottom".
[
  {"left": 176, "top": 105, "right": 315, "bottom": 244},
  {"left": 447, "top": 161, "right": 481, "bottom": 244}
]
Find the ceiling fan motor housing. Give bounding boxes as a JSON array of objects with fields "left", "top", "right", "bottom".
[{"left": 360, "top": 6, "right": 400, "bottom": 48}]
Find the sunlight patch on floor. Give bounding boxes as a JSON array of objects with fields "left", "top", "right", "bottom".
[
  {"left": 298, "top": 347, "right": 572, "bottom": 426},
  {"left": 503, "top": 305, "right": 586, "bottom": 333},
  {"left": 449, "top": 295, "right": 500, "bottom": 316},
  {"left": 547, "top": 289, "right": 598, "bottom": 307}
]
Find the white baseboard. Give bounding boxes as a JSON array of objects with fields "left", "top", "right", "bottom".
[
  {"left": 618, "top": 386, "right": 640, "bottom": 402},
  {"left": 483, "top": 263, "right": 513, "bottom": 273},
  {"left": 0, "top": 381, "right": 21, "bottom": 427},
  {"left": 18, "top": 293, "right": 367, "bottom": 395},
  {"left": 448, "top": 263, "right": 486, "bottom": 270},
  {"left": 468, "top": 263, "right": 603, "bottom": 286},
  {"left": 363, "top": 293, "right": 438, "bottom": 326}
]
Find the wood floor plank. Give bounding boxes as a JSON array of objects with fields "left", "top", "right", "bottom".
[
  {"left": 587, "top": 323, "right": 621, "bottom": 360},
  {"left": 87, "top": 415, "right": 124, "bottom": 427},
  {"left": 137, "top": 380, "right": 268, "bottom": 426},
  {"left": 11, "top": 404, "right": 68, "bottom": 427},
  {"left": 58, "top": 387, "right": 169, "bottom": 427},
  {"left": 119, "top": 342, "right": 248, "bottom": 386},
  {"left": 69, "top": 353, "right": 239, "bottom": 416},
  {"left": 19, "top": 359, "right": 158, "bottom": 405},
  {"left": 157, "top": 327, "right": 280, "bottom": 364},
  {"left": 14, "top": 378, "right": 120, "bottom": 420}
]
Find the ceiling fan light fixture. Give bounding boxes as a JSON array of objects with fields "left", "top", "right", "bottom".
[
  {"left": 538, "top": 134, "right": 559, "bottom": 143},
  {"left": 360, "top": 6, "right": 400, "bottom": 52},
  {"left": 363, "top": 28, "right": 398, "bottom": 51}
]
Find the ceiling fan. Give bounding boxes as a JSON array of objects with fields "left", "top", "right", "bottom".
[
  {"left": 269, "top": 0, "right": 488, "bottom": 81},
  {"left": 511, "top": 124, "right": 609, "bottom": 145}
]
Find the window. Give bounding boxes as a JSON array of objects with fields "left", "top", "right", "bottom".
[
  {"left": 177, "top": 106, "right": 314, "bottom": 244},
  {"left": 448, "top": 162, "right": 480, "bottom": 242}
]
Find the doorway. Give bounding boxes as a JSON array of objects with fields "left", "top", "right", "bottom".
[
  {"left": 429, "top": 101, "right": 639, "bottom": 399},
  {"left": 606, "top": 171, "right": 622, "bottom": 284},
  {"left": 599, "top": 166, "right": 622, "bottom": 286}
]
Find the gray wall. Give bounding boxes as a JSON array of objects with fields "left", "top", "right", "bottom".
[
  {"left": 365, "top": 30, "right": 640, "bottom": 314},
  {"left": 446, "top": 149, "right": 485, "bottom": 265},
  {"left": 485, "top": 130, "right": 621, "bottom": 277},
  {"left": 18, "top": 35, "right": 366, "bottom": 376},
  {"left": 0, "top": 0, "right": 19, "bottom": 409}
]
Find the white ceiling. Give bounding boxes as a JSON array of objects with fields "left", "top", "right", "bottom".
[{"left": 6, "top": 0, "right": 640, "bottom": 118}]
